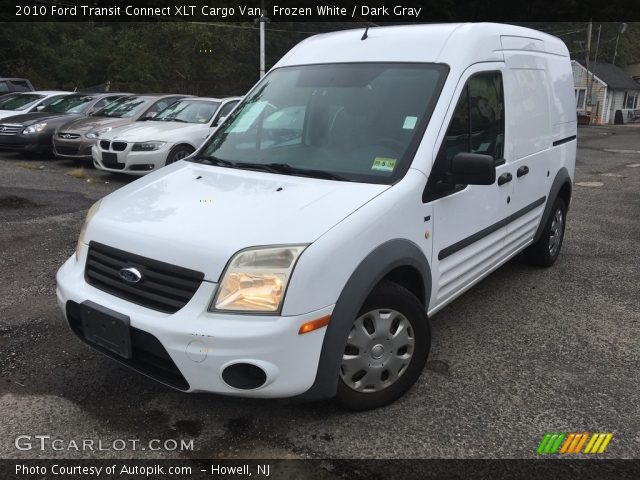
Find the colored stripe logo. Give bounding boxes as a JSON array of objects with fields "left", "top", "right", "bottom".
[{"left": 537, "top": 433, "right": 613, "bottom": 454}]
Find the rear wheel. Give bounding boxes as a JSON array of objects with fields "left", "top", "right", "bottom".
[
  {"left": 524, "top": 197, "right": 567, "bottom": 267},
  {"left": 336, "top": 281, "right": 430, "bottom": 410},
  {"left": 165, "top": 145, "right": 193, "bottom": 166}
]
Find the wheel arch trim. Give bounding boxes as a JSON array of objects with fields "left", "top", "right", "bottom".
[
  {"left": 533, "top": 167, "right": 572, "bottom": 244},
  {"left": 295, "top": 239, "right": 431, "bottom": 401}
]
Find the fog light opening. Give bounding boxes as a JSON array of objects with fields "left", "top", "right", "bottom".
[
  {"left": 130, "top": 164, "right": 155, "bottom": 171},
  {"left": 222, "top": 363, "right": 267, "bottom": 390}
]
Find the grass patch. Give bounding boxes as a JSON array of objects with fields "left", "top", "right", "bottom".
[
  {"left": 65, "top": 167, "right": 88, "bottom": 179},
  {"left": 16, "top": 162, "right": 40, "bottom": 170}
]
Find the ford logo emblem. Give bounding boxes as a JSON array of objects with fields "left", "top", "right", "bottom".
[{"left": 119, "top": 266, "right": 142, "bottom": 283}]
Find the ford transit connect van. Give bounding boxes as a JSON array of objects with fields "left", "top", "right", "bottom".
[{"left": 56, "top": 24, "right": 576, "bottom": 410}]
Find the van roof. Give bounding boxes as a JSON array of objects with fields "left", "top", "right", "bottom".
[{"left": 275, "top": 23, "right": 569, "bottom": 69}]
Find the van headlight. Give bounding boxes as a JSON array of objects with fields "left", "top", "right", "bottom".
[
  {"left": 131, "top": 141, "right": 165, "bottom": 151},
  {"left": 75, "top": 200, "right": 101, "bottom": 260},
  {"left": 22, "top": 123, "right": 47, "bottom": 134},
  {"left": 211, "top": 245, "right": 307, "bottom": 314}
]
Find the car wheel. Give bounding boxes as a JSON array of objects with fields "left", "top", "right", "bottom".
[
  {"left": 524, "top": 197, "right": 567, "bottom": 267},
  {"left": 336, "top": 280, "right": 430, "bottom": 410},
  {"left": 165, "top": 145, "right": 193, "bottom": 166}
]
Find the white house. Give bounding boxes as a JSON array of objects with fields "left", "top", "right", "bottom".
[{"left": 572, "top": 60, "right": 640, "bottom": 124}]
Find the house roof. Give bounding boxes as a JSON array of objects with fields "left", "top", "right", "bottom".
[{"left": 578, "top": 60, "right": 640, "bottom": 90}]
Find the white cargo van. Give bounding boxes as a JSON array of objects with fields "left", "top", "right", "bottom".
[{"left": 56, "top": 23, "right": 576, "bottom": 409}]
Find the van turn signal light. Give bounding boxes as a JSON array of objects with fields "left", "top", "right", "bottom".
[{"left": 298, "top": 315, "right": 331, "bottom": 335}]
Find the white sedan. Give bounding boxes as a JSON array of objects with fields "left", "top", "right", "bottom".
[
  {"left": 0, "top": 90, "right": 70, "bottom": 120},
  {"left": 92, "top": 97, "right": 240, "bottom": 175}
]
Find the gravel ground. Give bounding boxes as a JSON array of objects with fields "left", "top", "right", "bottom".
[{"left": 0, "top": 126, "right": 639, "bottom": 467}]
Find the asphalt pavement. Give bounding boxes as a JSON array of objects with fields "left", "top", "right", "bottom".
[{"left": 0, "top": 126, "right": 638, "bottom": 468}]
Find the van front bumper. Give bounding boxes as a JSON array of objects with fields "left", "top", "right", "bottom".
[{"left": 56, "top": 248, "right": 332, "bottom": 398}]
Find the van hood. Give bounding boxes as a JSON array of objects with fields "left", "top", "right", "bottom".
[
  {"left": 86, "top": 161, "right": 388, "bottom": 281},
  {"left": 103, "top": 121, "right": 205, "bottom": 142}
]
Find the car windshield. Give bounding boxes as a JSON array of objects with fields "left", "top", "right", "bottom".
[
  {"left": 42, "top": 95, "right": 96, "bottom": 114},
  {"left": 0, "top": 93, "right": 45, "bottom": 111},
  {"left": 153, "top": 100, "right": 220, "bottom": 123},
  {"left": 94, "top": 96, "right": 153, "bottom": 118},
  {"left": 194, "top": 63, "right": 446, "bottom": 184}
]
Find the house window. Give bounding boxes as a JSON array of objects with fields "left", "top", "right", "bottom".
[
  {"left": 575, "top": 88, "right": 587, "bottom": 110},
  {"left": 623, "top": 92, "right": 638, "bottom": 110}
]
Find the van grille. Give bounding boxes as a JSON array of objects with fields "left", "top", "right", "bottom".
[
  {"left": 0, "top": 124, "right": 22, "bottom": 136},
  {"left": 85, "top": 241, "right": 205, "bottom": 314}
]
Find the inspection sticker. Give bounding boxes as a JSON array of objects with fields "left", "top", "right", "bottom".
[
  {"left": 372, "top": 157, "right": 397, "bottom": 172},
  {"left": 403, "top": 116, "right": 418, "bottom": 130}
]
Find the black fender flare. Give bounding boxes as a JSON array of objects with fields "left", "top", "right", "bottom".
[
  {"left": 296, "top": 239, "right": 432, "bottom": 401},
  {"left": 532, "top": 167, "right": 572, "bottom": 244}
]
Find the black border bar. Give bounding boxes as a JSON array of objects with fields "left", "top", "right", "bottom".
[
  {"left": 2, "top": 0, "right": 640, "bottom": 22},
  {"left": 3, "top": 459, "right": 640, "bottom": 480}
]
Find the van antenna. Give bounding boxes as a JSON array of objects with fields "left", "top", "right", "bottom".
[{"left": 361, "top": 26, "right": 369, "bottom": 41}]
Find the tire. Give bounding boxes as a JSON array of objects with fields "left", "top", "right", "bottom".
[
  {"left": 524, "top": 197, "right": 567, "bottom": 267},
  {"left": 336, "top": 280, "right": 430, "bottom": 410},
  {"left": 165, "top": 145, "right": 193, "bottom": 166}
]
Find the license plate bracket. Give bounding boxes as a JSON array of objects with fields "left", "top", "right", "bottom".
[
  {"left": 102, "top": 152, "right": 119, "bottom": 163},
  {"left": 80, "top": 301, "right": 132, "bottom": 359}
]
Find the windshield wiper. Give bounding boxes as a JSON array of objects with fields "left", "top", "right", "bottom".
[
  {"left": 188, "top": 158, "right": 349, "bottom": 181},
  {"left": 256, "top": 163, "right": 350, "bottom": 181},
  {"left": 189, "top": 155, "right": 237, "bottom": 168}
]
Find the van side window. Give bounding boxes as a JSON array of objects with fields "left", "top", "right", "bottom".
[{"left": 425, "top": 71, "right": 504, "bottom": 202}]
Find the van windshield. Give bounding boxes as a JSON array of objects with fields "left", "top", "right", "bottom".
[{"left": 193, "top": 63, "right": 447, "bottom": 184}]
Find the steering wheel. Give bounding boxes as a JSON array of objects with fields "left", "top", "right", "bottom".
[{"left": 374, "top": 138, "right": 406, "bottom": 154}]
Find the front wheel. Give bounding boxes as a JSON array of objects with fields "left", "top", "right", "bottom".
[
  {"left": 336, "top": 281, "right": 430, "bottom": 410},
  {"left": 165, "top": 145, "right": 193, "bottom": 166},
  {"left": 524, "top": 197, "right": 567, "bottom": 267}
]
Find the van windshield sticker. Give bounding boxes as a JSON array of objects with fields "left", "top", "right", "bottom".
[
  {"left": 372, "top": 157, "right": 396, "bottom": 172},
  {"left": 403, "top": 116, "right": 418, "bottom": 130}
]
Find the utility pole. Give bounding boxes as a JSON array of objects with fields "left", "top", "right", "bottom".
[
  {"left": 590, "top": 24, "right": 601, "bottom": 101},
  {"left": 613, "top": 23, "right": 628, "bottom": 65},
  {"left": 257, "top": 0, "right": 269, "bottom": 78},
  {"left": 585, "top": 21, "right": 592, "bottom": 109},
  {"left": 588, "top": 24, "right": 602, "bottom": 123}
]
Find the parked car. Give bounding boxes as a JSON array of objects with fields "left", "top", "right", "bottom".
[
  {"left": 0, "top": 78, "right": 35, "bottom": 98},
  {"left": 56, "top": 23, "right": 576, "bottom": 409},
  {"left": 92, "top": 97, "right": 240, "bottom": 174},
  {"left": 0, "top": 93, "right": 126, "bottom": 155},
  {"left": 0, "top": 91, "right": 70, "bottom": 120},
  {"left": 54, "top": 94, "right": 188, "bottom": 161}
]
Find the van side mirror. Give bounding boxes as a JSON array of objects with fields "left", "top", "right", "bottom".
[{"left": 448, "top": 152, "right": 496, "bottom": 185}]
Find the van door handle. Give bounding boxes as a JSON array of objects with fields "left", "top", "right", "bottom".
[
  {"left": 517, "top": 166, "right": 530, "bottom": 178},
  {"left": 497, "top": 173, "right": 512, "bottom": 186}
]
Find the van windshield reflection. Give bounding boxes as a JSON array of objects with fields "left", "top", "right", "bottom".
[{"left": 192, "top": 63, "right": 447, "bottom": 184}]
